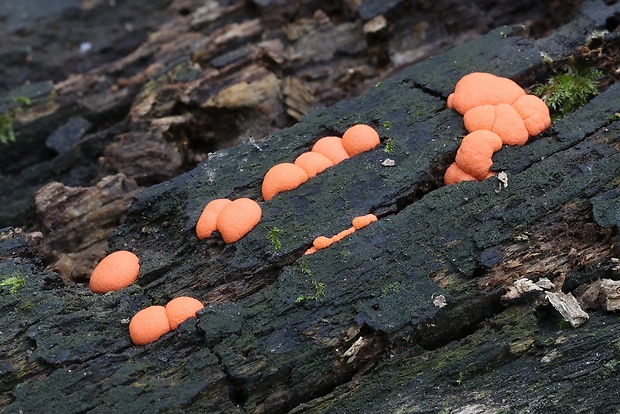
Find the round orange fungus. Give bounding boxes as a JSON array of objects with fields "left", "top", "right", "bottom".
[
  {"left": 311, "top": 136, "right": 350, "bottom": 165},
  {"left": 447, "top": 72, "right": 525, "bottom": 115},
  {"left": 342, "top": 124, "right": 380, "bottom": 156},
  {"left": 512, "top": 94, "right": 551, "bottom": 136},
  {"left": 352, "top": 214, "right": 378, "bottom": 230},
  {"left": 455, "top": 130, "right": 502, "bottom": 180},
  {"left": 294, "top": 152, "right": 334, "bottom": 178},
  {"left": 165, "top": 297, "right": 204, "bottom": 330},
  {"left": 216, "top": 198, "right": 262, "bottom": 243},
  {"left": 196, "top": 198, "right": 232, "bottom": 240},
  {"left": 313, "top": 236, "right": 333, "bottom": 250},
  {"left": 444, "top": 163, "right": 476, "bottom": 185},
  {"left": 445, "top": 72, "right": 552, "bottom": 185},
  {"left": 129, "top": 305, "right": 171, "bottom": 346},
  {"left": 262, "top": 163, "right": 309, "bottom": 201},
  {"left": 90, "top": 250, "right": 140, "bottom": 293}
]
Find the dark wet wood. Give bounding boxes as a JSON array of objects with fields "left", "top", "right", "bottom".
[{"left": 1, "top": 1, "right": 620, "bottom": 413}]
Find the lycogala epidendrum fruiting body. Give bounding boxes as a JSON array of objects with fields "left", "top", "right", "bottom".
[{"left": 89, "top": 250, "right": 140, "bottom": 293}]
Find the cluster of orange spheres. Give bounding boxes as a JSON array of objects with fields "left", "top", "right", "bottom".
[
  {"left": 89, "top": 75, "right": 550, "bottom": 346},
  {"left": 444, "top": 72, "right": 551, "bottom": 185},
  {"left": 89, "top": 250, "right": 204, "bottom": 345},
  {"left": 195, "top": 124, "right": 381, "bottom": 245},
  {"left": 262, "top": 124, "right": 380, "bottom": 201}
]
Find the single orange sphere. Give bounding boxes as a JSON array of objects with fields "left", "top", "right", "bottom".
[
  {"left": 313, "top": 236, "right": 333, "bottom": 250},
  {"left": 129, "top": 306, "right": 171, "bottom": 346},
  {"left": 311, "top": 136, "right": 350, "bottom": 165},
  {"left": 352, "top": 214, "right": 378, "bottom": 230},
  {"left": 89, "top": 250, "right": 140, "bottom": 293},
  {"left": 166, "top": 297, "right": 204, "bottom": 330},
  {"left": 294, "top": 152, "right": 334, "bottom": 178},
  {"left": 216, "top": 198, "right": 262, "bottom": 244},
  {"left": 262, "top": 163, "right": 309, "bottom": 201},
  {"left": 196, "top": 198, "right": 232, "bottom": 240},
  {"left": 342, "top": 124, "right": 380, "bottom": 156}
]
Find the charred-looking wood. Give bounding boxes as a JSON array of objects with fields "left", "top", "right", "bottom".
[{"left": 2, "top": 1, "right": 620, "bottom": 413}]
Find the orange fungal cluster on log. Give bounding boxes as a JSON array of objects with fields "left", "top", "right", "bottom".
[
  {"left": 129, "top": 296, "right": 204, "bottom": 345},
  {"left": 102, "top": 74, "right": 552, "bottom": 349},
  {"left": 445, "top": 72, "right": 551, "bottom": 185}
]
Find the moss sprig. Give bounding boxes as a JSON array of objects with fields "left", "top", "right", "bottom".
[
  {"left": 1, "top": 273, "right": 26, "bottom": 294},
  {"left": 0, "top": 96, "right": 31, "bottom": 145},
  {"left": 533, "top": 64, "right": 603, "bottom": 119}
]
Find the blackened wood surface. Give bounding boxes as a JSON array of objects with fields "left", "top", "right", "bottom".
[{"left": 1, "top": 1, "right": 620, "bottom": 413}]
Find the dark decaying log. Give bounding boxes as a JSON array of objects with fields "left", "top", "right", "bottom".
[
  {"left": 0, "top": 0, "right": 583, "bottom": 282},
  {"left": 1, "top": 1, "right": 620, "bottom": 413}
]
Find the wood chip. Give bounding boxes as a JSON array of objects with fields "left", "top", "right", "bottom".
[
  {"left": 600, "top": 279, "right": 620, "bottom": 311},
  {"left": 546, "top": 291, "right": 589, "bottom": 328}
]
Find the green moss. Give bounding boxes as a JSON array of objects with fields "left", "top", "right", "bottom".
[
  {"left": 295, "top": 279, "right": 325, "bottom": 303},
  {"left": 380, "top": 281, "right": 400, "bottom": 298},
  {"left": 267, "top": 227, "right": 282, "bottom": 251},
  {"left": 295, "top": 259, "right": 325, "bottom": 303},
  {"left": 1, "top": 272, "right": 26, "bottom": 294},
  {"left": 533, "top": 65, "right": 603, "bottom": 119},
  {"left": 0, "top": 96, "right": 31, "bottom": 145},
  {"left": 384, "top": 138, "right": 395, "bottom": 154}
]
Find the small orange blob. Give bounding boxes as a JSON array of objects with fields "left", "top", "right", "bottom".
[
  {"left": 262, "top": 163, "right": 309, "bottom": 201},
  {"left": 352, "top": 214, "right": 378, "bottom": 230},
  {"left": 444, "top": 163, "right": 476, "bottom": 185},
  {"left": 331, "top": 227, "right": 356, "bottom": 243},
  {"left": 165, "top": 297, "right": 204, "bottom": 330},
  {"left": 447, "top": 72, "right": 525, "bottom": 115},
  {"left": 463, "top": 104, "right": 495, "bottom": 133},
  {"left": 311, "top": 136, "right": 350, "bottom": 165},
  {"left": 464, "top": 104, "right": 528, "bottom": 146},
  {"left": 196, "top": 198, "right": 232, "bottom": 240},
  {"left": 313, "top": 236, "right": 333, "bottom": 250},
  {"left": 490, "top": 103, "right": 529, "bottom": 146},
  {"left": 342, "top": 124, "right": 380, "bottom": 156},
  {"left": 512, "top": 94, "right": 551, "bottom": 136},
  {"left": 216, "top": 198, "right": 262, "bottom": 243},
  {"left": 459, "top": 129, "right": 503, "bottom": 155},
  {"left": 90, "top": 250, "right": 140, "bottom": 293},
  {"left": 455, "top": 130, "right": 502, "bottom": 180},
  {"left": 129, "top": 305, "right": 171, "bottom": 346},
  {"left": 304, "top": 247, "right": 317, "bottom": 255},
  {"left": 294, "top": 152, "right": 334, "bottom": 178}
]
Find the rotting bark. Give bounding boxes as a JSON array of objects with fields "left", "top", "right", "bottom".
[
  {"left": 1, "top": 1, "right": 620, "bottom": 413},
  {"left": 0, "top": 0, "right": 585, "bottom": 281}
]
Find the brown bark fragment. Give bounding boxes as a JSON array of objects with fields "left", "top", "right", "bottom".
[
  {"left": 34, "top": 174, "right": 141, "bottom": 281},
  {"left": 546, "top": 291, "right": 590, "bottom": 328}
]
